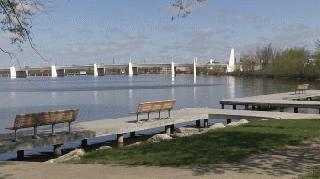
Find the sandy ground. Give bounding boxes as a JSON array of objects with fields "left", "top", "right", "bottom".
[{"left": 0, "top": 140, "right": 319, "bottom": 179}]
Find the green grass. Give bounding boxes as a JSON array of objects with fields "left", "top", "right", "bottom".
[
  {"left": 77, "top": 119, "right": 320, "bottom": 166},
  {"left": 300, "top": 167, "right": 320, "bottom": 179}
]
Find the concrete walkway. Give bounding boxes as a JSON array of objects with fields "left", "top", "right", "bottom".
[{"left": 1, "top": 139, "right": 319, "bottom": 179}]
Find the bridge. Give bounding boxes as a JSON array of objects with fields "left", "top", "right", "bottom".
[{"left": 0, "top": 48, "right": 236, "bottom": 80}]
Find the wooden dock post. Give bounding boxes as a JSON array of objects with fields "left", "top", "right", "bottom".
[
  {"left": 165, "top": 125, "right": 171, "bottom": 135},
  {"left": 117, "top": 134, "right": 124, "bottom": 147},
  {"left": 81, "top": 139, "right": 88, "bottom": 148},
  {"left": 53, "top": 144, "right": 63, "bottom": 156},
  {"left": 245, "top": 104, "right": 249, "bottom": 110},
  {"left": 204, "top": 119, "right": 209, "bottom": 128},
  {"left": 170, "top": 125, "right": 175, "bottom": 133},
  {"left": 257, "top": 106, "right": 262, "bottom": 111},
  {"left": 294, "top": 107, "right": 299, "bottom": 113},
  {"left": 280, "top": 107, "right": 284, "bottom": 112},
  {"left": 232, "top": 105, "right": 236, "bottom": 110},
  {"left": 130, "top": 131, "right": 135, "bottom": 137},
  {"left": 196, "top": 120, "right": 201, "bottom": 128},
  {"left": 17, "top": 150, "right": 24, "bottom": 160}
]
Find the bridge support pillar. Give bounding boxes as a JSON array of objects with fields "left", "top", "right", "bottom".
[
  {"left": 10, "top": 66, "right": 16, "bottom": 79},
  {"left": 51, "top": 65, "right": 58, "bottom": 78},
  {"left": 128, "top": 62, "right": 133, "bottom": 76},
  {"left": 171, "top": 61, "right": 175, "bottom": 81},
  {"left": 93, "top": 64, "right": 98, "bottom": 77}
]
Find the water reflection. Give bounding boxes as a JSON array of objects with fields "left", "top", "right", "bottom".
[
  {"left": 227, "top": 76, "right": 236, "bottom": 99},
  {"left": 0, "top": 75, "right": 308, "bottom": 134},
  {"left": 51, "top": 92, "right": 57, "bottom": 105}
]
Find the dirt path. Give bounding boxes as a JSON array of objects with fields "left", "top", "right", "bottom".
[{"left": 0, "top": 141, "right": 319, "bottom": 179}]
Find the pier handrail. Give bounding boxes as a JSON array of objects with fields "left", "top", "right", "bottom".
[
  {"left": 132, "top": 99, "right": 176, "bottom": 122},
  {"left": 6, "top": 109, "right": 79, "bottom": 141}
]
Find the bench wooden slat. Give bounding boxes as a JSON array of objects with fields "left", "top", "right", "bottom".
[
  {"left": 6, "top": 108, "right": 79, "bottom": 141},
  {"left": 134, "top": 99, "right": 176, "bottom": 122}
]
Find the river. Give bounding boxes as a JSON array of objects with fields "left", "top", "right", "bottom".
[{"left": 0, "top": 75, "right": 314, "bottom": 159}]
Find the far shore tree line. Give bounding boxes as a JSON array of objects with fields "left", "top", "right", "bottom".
[{"left": 234, "top": 41, "right": 320, "bottom": 80}]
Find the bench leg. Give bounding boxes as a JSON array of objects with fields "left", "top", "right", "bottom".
[
  {"left": 148, "top": 113, "right": 150, "bottom": 120},
  {"left": 13, "top": 129, "right": 18, "bottom": 142},
  {"left": 221, "top": 104, "right": 224, "bottom": 109},
  {"left": 32, "top": 126, "right": 40, "bottom": 139},
  {"left": 68, "top": 122, "right": 71, "bottom": 133},
  {"left": 158, "top": 111, "right": 161, "bottom": 119},
  {"left": 136, "top": 114, "right": 139, "bottom": 122},
  {"left": 168, "top": 110, "right": 171, "bottom": 118},
  {"left": 51, "top": 124, "right": 56, "bottom": 136}
]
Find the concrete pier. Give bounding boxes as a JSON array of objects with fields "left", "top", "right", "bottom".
[
  {"left": 220, "top": 90, "right": 320, "bottom": 111},
  {"left": 2, "top": 105, "right": 320, "bottom": 159}
]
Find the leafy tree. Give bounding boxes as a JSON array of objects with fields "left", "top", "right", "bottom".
[{"left": 0, "top": 0, "right": 45, "bottom": 61}]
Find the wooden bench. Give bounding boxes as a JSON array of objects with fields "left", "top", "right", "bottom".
[
  {"left": 133, "top": 99, "right": 176, "bottom": 122},
  {"left": 295, "top": 84, "right": 310, "bottom": 94},
  {"left": 6, "top": 109, "right": 79, "bottom": 141}
]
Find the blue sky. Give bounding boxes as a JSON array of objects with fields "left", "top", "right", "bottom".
[{"left": 1, "top": 0, "right": 320, "bottom": 67}]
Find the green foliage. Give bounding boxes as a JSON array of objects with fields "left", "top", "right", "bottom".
[
  {"left": 266, "top": 48, "right": 309, "bottom": 78},
  {"left": 239, "top": 44, "right": 318, "bottom": 79},
  {"left": 76, "top": 119, "right": 320, "bottom": 166}
]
